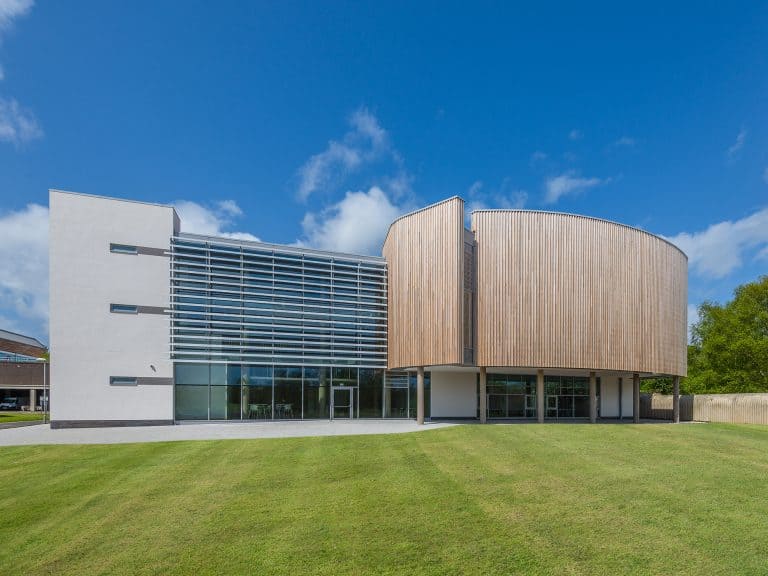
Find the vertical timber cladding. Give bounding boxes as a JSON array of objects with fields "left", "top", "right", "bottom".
[
  {"left": 382, "top": 197, "right": 465, "bottom": 369},
  {"left": 471, "top": 211, "right": 688, "bottom": 376}
]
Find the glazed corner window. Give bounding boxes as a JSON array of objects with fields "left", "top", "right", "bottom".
[
  {"left": 110, "top": 376, "right": 137, "bottom": 386},
  {"left": 110, "top": 243, "right": 138, "bottom": 254},
  {"left": 110, "top": 303, "right": 138, "bottom": 314}
]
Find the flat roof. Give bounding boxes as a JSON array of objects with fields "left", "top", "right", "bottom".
[
  {"left": 177, "top": 232, "right": 387, "bottom": 265},
  {"left": 50, "top": 189, "right": 179, "bottom": 217}
]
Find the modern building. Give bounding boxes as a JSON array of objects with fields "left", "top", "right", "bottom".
[
  {"left": 49, "top": 191, "right": 688, "bottom": 428},
  {"left": 0, "top": 329, "right": 49, "bottom": 411}
]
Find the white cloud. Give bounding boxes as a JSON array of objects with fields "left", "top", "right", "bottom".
[
  {"left": 466, "top": 179, "right": 527, "bottom": 221},
  {"left": 217, "top": 199, "right": 242, "bottom": 217},
  {"left": 0, "top": 2, "right": 40, "bottom": 145},
  {"left": 613, "top": 136, "right": 636, "bottom": 147},
  {"left": 172, "top": 200, "right": 260, "bottom": 242},
  {"left": 296, "top": 107, "right": 391, "bottom": 201},
  {"left": 0, "top": 1, "right": 33, "bottom": 84},
  {"left": 568, "top": 129, "right": 583, "bottom": 141},
  {"left": 665, "top": 207, "right": 768, "bottom": 278},
  {"left": 299, "top": 187, "right": 403, "bottom": 255},
  {"left": 0, "top": 0, "right": 32, "bottom": 33},
  {"left": 0, "top": 202, "right": 48, "bottom": 340},
  {"left": 530, "top": 151, "right": 547, "bottom": 165},
  {"left": 467, "top": 180, "right": 483, "bottom": 198},
  {"left": 727, "top": 127, "right": 747, "bottom": 158},
  {"left": 544, "top": 171, "right": 607, "bottom": 204},
  {"left": 0, "top": 97, "right": 42, "bottom": 144}
]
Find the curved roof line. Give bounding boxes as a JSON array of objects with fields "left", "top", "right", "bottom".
[
  {"left": 471, "top": 208, "right": 688, "bottom": 259},
  {"left": 382, "top": 196, "right": 463, "bottom": 248}
]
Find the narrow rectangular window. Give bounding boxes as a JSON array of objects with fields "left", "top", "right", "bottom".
[
  {"left": 110, "top": 243, "right": 138, "bottom": 254},
  {"left": 110, "top": 376, "right": 138, "bottom": 386},
  {"left": 110, "top": 304, "right": 138, "bottom": 314}
]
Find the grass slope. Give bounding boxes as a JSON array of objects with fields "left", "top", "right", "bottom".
[{"left": 1, "top": 424, "right": 767, "bottom": 575}]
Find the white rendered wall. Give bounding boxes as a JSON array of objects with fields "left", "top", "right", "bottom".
[
  {"left": 49, "top": 191, "right": 177, "bottom": 422},
  {"left": 431, "top": 371, "right": 476, "bottom": 418},
  {"left": 599, "top": 375, "right": 634, "bottom": 418},
  {"left": 600, "top": 375, "right": 620, "bottom": 417}
]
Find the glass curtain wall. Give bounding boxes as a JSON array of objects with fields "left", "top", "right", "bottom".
[
  {"left": 486, "top": 374, "right": 537, "bottom": 419},
  {"left": 544, "top": 376, "right": 592, "bottom": 418},
  {"left": 381, "top": 371, "right": 431, "bottom": 419},
  {"left": 175, "top": 363, "right": 395, "bottom": 420},
  {"left": 483, "top": 374, "right": 595, "bottom": 419}
]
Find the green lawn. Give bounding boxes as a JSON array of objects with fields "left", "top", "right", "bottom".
[
  {"left": 0, "top": 411, "right": 43, "bottom": 423},
  {"left": 1, "top": 424, "right": 767, "bottom": 575}
]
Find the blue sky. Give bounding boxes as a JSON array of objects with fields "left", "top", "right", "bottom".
[{"left": 1, "top": 1, "right": 767, "bottom": 344}]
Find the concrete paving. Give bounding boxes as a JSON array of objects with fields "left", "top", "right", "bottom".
[{"left": 0, "top": 420, "right": 458, "bottom": 446}]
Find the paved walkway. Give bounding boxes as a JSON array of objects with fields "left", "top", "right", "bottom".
[{"left": 0, "top": 420, "right": 458, "bottom": 446}]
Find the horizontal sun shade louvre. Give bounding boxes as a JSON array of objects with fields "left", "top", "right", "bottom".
[
  {"left": 110, "top": 303, "right": 138, "bottom": 314},
  {"left": 170, "top": 236, "right": 388, "bottom": 367},
  {"left": 110, "top": 376, "right": 138, "bottom": 386},
  {"left": 110, "top": 243, "right": 138, "bottom": 254}
]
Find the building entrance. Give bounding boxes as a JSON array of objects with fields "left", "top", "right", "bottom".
[{"left": 331, "top": 387, "right": 355, "bottom": 419}]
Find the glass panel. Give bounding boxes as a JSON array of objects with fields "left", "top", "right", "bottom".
[
  {"left": 508, "top": 395, "right": 525, "bottom": 417},
  {"left": 407, "top": 371, "right": 431, "bottom": 418},
  {"left": 175, "top": 364, "right": 209, "bottom": 385},
  {"left": 175, "top": 385, "right": 208, "bottom": 419},
  {"left": 210, "top": 385, "right": 227, "bottom": 419},
  {"left": 333, "top": 388, "right": 353, "bottom": 418},
  {"left": 274, "top": 378, "right": 301, "bottom": 419},
  {"left": 358, "top": 369, "right": 383, "bottom": 417},
  {"left": 271, "top": 365, "right": 301, "bottom": 419},
  {"left": 525, "top": 394, "right": 537, "bottom": 418},
  {"left": 558, "top": 396, "right": 573, "bottom": 418},
  {"left": 242, "top": 365, "right": 273, "bottom": 420},
  {"left": 385, "top": 388, "right": 408, "bottom": 418},
  {"left": 332, "top": 367, "right": 357, "bottom": 385},
  {"left": 574, "top": 395, "right": 590, "bottom": 418},
  {"left": 210, "top": 364, "right": 227, "bottom": 385},
  {"left": 488, "top": 395, "right": 506, "bottom": 418},
  {"left": 303, "top": 373, "right": 330, "bottom": 419},
  {"left": 546, "top": 395, "right": 558, "bottom": 418},
  {"left": 110, "top": 243, "right": 137, "bottom": 254}
]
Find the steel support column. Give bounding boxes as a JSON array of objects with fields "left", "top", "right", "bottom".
[
  {"left": 673, "top": 375, "right": 680, "bottom": 423},
  {"left": 537, "top": 369, "right": 544, "bottom": 423},
  {"left": 416, "top": 367, "right": 425, "bottom": 425},
  {"left": 633, "top": 373, "right": 640, "bottom": 424},
  {"left": 479, "top": 367, "right": 487, "bottom": 423}
]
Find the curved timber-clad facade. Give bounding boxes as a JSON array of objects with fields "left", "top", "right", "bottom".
[
  {"left": 471, "top": 210, "right": 687, "bottom": 377},
  {"left": 382, "top": 197, "right": 465, "bottom": 369}
]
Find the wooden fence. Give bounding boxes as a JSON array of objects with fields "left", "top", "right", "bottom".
[{"left": 640, "top": 393, "right": 768, "bottom": 424}]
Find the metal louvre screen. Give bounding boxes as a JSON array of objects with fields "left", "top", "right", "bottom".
[{"left": 170, "top": 235, "right": 388, "bottom": 367}]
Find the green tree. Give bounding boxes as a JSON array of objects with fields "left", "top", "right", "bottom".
[{"left": 686, "top": 276, "right": 768, "bottom": 393}]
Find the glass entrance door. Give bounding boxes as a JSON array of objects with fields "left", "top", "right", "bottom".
[
  {"left": 331, "top": 387, "right": 355, "bottom": 419},
  {"left": 525, "top": 394, "right": 537, "bottom": 418},
  {"left": 546, "top": 395, "right": 558, "bottom": 419}
]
